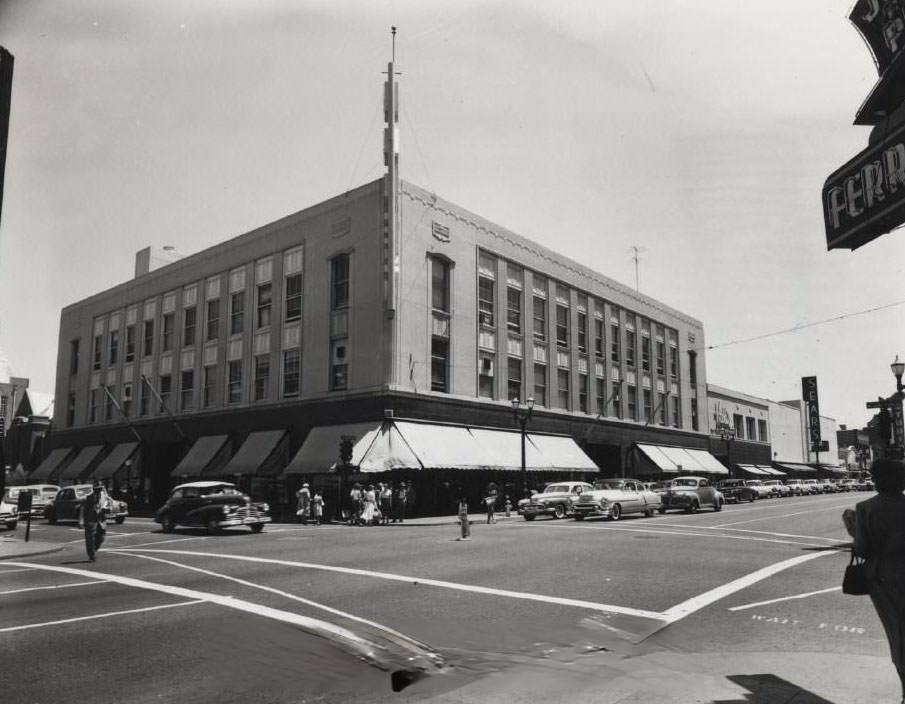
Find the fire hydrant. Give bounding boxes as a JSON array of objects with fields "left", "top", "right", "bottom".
[
  {"left": 458, "top": 499, "right": 471, "bottom": 540},
  {"left": 504, "top": 496, "right": 512, "bottom": 517}
]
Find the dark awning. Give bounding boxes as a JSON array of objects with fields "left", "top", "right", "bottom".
[
  {"left": 284, "top": 422, "right": 379, "bottom": 475},
  {"left": 171, "top": 435, "right": 231, "bottom": 478},
  {"left": 772, "top": 461, "right": 817, "bottom": 475},
  {"left": 218, "top": 430, "right": 288, "bottom": 477},
  {"left": 29, "top": 447, "right": 76, "bottom": 482},
  {"left": 58, "top": 445, "right": 107, "bottom": 483},
  {"left": 736, "top": 464, "right": 769, "bottom": 475},
  {"left": 90, "top": 442, "right": 140, "bottom": 479}
]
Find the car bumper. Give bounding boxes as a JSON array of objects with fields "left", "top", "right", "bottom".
[
  {"left": 218, "top": 514, "right": 272, "bottom": 527},
  {"left": 572, "top": 504, "right": 613, "bottom": 518},
  {"left": 521, "top": 505, "right": 554, "bottom": 517}
]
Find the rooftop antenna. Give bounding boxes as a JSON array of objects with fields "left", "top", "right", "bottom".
[{"left": 629, "top": 245, "right": 645, "bottom": 292}]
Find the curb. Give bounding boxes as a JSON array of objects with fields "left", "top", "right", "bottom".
[{"left": 0, "top": 541, "right": 65, "bottom": 561}]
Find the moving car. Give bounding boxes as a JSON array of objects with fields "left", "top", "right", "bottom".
[
  {"left": 45, "top": 485, "right": 129, "bottom": 524},
  {"left": 657, "top": 476, "right": 723, "bottom": 513},
  {"left": 571, "top": 478, "right": 661, "bottom": 521},
  {"left": 0, "top": 493, "right": 18, "bottom": 530},
  {"left": 4, "top": 484, "right": 60, "bottom": 517},
  {"left": 155, "top": 481, "right": 271, "bottom": 534},
  {"left": 716, "top": 479, "right": 757, "bottom": 504},
  {"left": 521, "top": 481, "right": 594, "bottom": 520}
]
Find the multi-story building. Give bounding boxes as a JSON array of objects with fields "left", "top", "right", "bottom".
[
  {"left": 33, "top": 61, "right": 720, "bottom": 513},
  {"left": 769, "top": 400, "right": 840, "bottom": 473},
  {"left": 705, "top": 384, "right": 771, "bottom": 472}
]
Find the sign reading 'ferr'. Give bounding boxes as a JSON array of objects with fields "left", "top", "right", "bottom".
[{"left": 823, "top": 118, "right": 905, "bottom": 250}]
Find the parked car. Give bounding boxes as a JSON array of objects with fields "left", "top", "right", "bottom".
[
  {"left": 0, "top": 493, "right": 18, "bottom": 530},
  {"left": 783, "top": 478, "right": 805, "bottom": 496},
  {"left": 4, "top": 484, "right": 60, "bottom": 517},
  {"left": 571, "top": 478, "right": 662, "bottom": 521},
  {"left": 521, "top": 481, "right": 594, "bottom": 520},
  {"left": 716, "top": 479, "right": 757, "bottom": 504},
  {"left": 744, "top": 480, "right": 773, "bottom": 499},
  {"left": 801, "top": 479, "right": 821, "bottom": 495},
  {"left": 155, "top": 481, "right": 271, "bottom": 534},
  {"left": 45, "top": 485, "right": 129, "bottom": 524},
  {"left": 762, "top": 479, "right": 791, "bottom": 498},
  {"left": 657, "top": 476, "right": 723, "bottom": 513},
  {"left": 838, "top": 479, "right": 858, "bottom": 492}
]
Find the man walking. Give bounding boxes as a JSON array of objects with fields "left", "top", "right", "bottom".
[{"left": 78, "top": 480, "right": 109, "bottom": 562}]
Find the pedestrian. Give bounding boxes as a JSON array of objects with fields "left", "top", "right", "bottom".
[
  {"left": 379, "top": 482, "right": 393, "bottom": 525},
  {"left": 296, "top": 483, "right": 311, "bottom": 524},
  {"left": 484, "top": 483, "right": 498, "bottom": 524},
  {"left": 405, "top": 480, "right": 416, "bottom": 519},
  {"left": 349, "top": 483, "right": 363, "bottom": 525},
  {"left": 311, "top": 489, "right": 324, "bottom": 526},
  {"left": 78, "top": 480, "right": 109, "bottom": 562},
  {"left": 392, "top": 481, "right": 408, "bottom": 523},
  {"left": 504, "top": 494, "right": 512, "bottom": 517},
  {"left": 843, "top": 458, "right": 905, "bottom": 703},
  {"left": 360, "top": 484, "right": 378, "bottom": 525}
]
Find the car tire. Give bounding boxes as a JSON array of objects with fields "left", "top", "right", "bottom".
[
  {"left": 644, "top": 508, "right": 654, "bottom": 518},
  {"left": 685, "top": 500, "right": 699, "bottom": 514},
  {"left": 657, "top": 506, "right": 667, "bottom": 514},
  {"left": 115, "top": 516, "right": 125, "bottom": 524},
  {"left": 207, "top": 517, "right": 220, "bottom": 535},
  {"left": 609, "top": 504, "right": 622, "bottom": 521},
  {"left": 6, "top": 521, "right": 16, "bottom": 530},
  {"left": 714, "top": 498, "right": 723, "bottom": 512},
  {"left": 250, "top": 523, "right": 264, "bottom": 533},
  {"left": 573, "top": 514, "right": 585, "bottom": 521},
  {"left": 160, "top": 515, "right": 175, "bottom": 533},
  {"left": 47, "top": 512, "right": 57, "bottom": 525},
  {"left": 553, "top": 504, "right": 566, "bottom": 520},
  {"left": 523, "top": 514, "right": 535, "bottom": 521},
  {"left": 748, "top": 493, "right": 755, "bottom": 503}
]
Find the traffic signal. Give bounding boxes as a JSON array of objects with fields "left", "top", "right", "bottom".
[{"left": 339, "top": 436, "right": 354, "bottom": 466}]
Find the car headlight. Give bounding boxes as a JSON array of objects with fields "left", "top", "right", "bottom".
[
  {"left": 258, "top": 503, "right": 270, "bottom": 513},
  {"left": 222, "top": 505, "right": 231, "bottom": 516}
]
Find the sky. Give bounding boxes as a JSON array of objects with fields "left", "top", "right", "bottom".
[{"left": 0, "top": 0, "right": 903, "bottom": 430}]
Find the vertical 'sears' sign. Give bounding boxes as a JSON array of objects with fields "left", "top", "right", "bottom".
[{"left": 802, "top": 376, "right": 822, "bottom": 445}]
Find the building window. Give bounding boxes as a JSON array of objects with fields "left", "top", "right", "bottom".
[
  {"left": 478, "top": 276, "right": 495, "bottom": 327},
  {"left": 108, "top": 330, "right": 119, "bottom": 366},
  {"left": 89, "top": 388, "right": 99, "bottom": 423},
  {"left": 596, "top": 377, "right": 606, "bottom": 415},
  {"left": 625, "top": 329, "right": 636, "bottom": 368},
  {"left": 67, "top": 392, "right": 76, "bottom": 426},
  {"left": 159, "top": 374, "right": 172, "bottom": 413},
  {"left": 611, "top": 381, "right": 622, "bottom": 418},
  {"left": 669, "top": 345, "right": 678, "bottom": 379},
  {"left": 610, "top": 322, "right": 620, "bottom": 363},
  {"left": 206, "top": 299, "right": 220, "bottom": 341},
  {"left": 182, "top": 306, "right": 196, "bottom": 347},
  {"left": 533, "top": 296, "right": 547, "bottom": 342},
  {"left": 478, "top": 354, "right": 494, "bottom": 398},
  {"left": 507, "top": 357, "right": 522, "bottom": 402},
  {"left": 162, "top": 314, "right": 174, "bottom": 352},
  {"left": 533, "top": 364, "right": 547, "bottom": 407},
  {"left": 556, "top": 369, "right": 570, "bottom": 409},
  {"left": 125, "top": 325, "right": 135, "bottom": 362},
  {"left": 658, "top": 392, "right": 667, "bottom": 425},
  {"left": 227, "top": 360, "right": 242, "bottom": 403},
  {"left": 331, "top": 254, "right": 350, "bottom": 310},
  {"left": 254, "top": 355, "right": 270, "bottom": 400},
  {"left": 594, "top": 319, "right": 604, "bottom": 358},
  {"left": 285, "top": 273, "right": 302, "bottom": 322},
  {"left": 331, "top": 342, "right": 348, "bottom": 390},
  {"left": 688, "top": 350, "right": 698, "bottom": 385},
  {"left": 256, "top": 284, "right": 272, "bottom": 329},
  {"left": 656, "top": 340, "right": 665, "bottom": 376},
  {"left": 139, "top": 380, "right": 149, "bottom": 416},
  {"left": 758, "top": 418, "right": 768, "bottom": 442},
  {"left": 506, "top": 287, "right": 521, "bottom": 334},
  {"left": 641, "top": 336, "right": 651, "bottom": 373},
  {"left": 577, "top": 311, "right": 587, "bottom": 353},
  {"left": 746, "top": 416, "right": 756, "bottom": 440},
  {"left": 431, "top": 339, "right": 448, "bottom": 392},
  {"left": 579, "top": 374, "right": 588, "bottom": 413},
  {"left": 431, "top": 258, "right": 449, "bottom": 313},
  {"left": 180, "top": 370, "right": 194, "bottom": 411},
  {"left": 670, "top": 396, "right": 680, "bottom": 428},
  {"left": 122, "top": 382, "right": 132, "bottom": 417},
  {"left": 93, "top": 335, "right": 102, "bottom": 371},
  {"left": 105, "top": 385, "right": 116, "bottom": 421},
  {"left": 555, "top": 305, "right": 569, "bottom": 348},
  {"left": 643, "top": 389, "right": 652, "bottom": 423},
  {"left": 230, "top": 292, "right": 244, "bottom": 336},
  {"left": 203, "top": 365, "right": 216, "bottom": 407},
  {"left": 70, "top": 339, "right": 80, "bottom": 376},
  {"left": 282, "top": 349, "right": 300, "bottom": 397},
  {"left": 734, "top": 413, "right": 745, "bottom": 439},
  {"left": 143, "top": 320, "right": 154, "bottom": 357},
  {"left": 691, "top": 398, "right": 699, "bottom": 431},
  {"left": 626, "top": 384, "right": 637, "bottom": 420}
]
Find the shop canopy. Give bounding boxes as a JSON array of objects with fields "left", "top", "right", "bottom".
[
  {"left": 284, "top": 422, "right": 379, "bottom": 475},
  {"left": 90, "top": 442, "right": 140, "bottom": 480},
  {"left": 772, "top": 461, "right": 818, "bottom": 475},
  {"left": 28, "top": 447, "right": 76, "bottom": 482},
  {"left": 58, "top": 445, "right": 107, "bottom": 483},
  {"left": 219, "top": 430, "right": 288, "bottom": 477},
  {"left": 283, "top": 419, "right": 598, "bottom": 475},
  {"left": 636, "top": 444, "right": 728, "bottom": 475},
  {"left": 736, "top": 464, "right": 786, "bottom": 477},
  {"left": 171, "top": 435, "right": 231, "bottom": 478}
]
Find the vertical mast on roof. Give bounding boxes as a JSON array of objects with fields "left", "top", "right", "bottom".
[{"left": 383, "top": 27, "right": 401, "bottom": 385}]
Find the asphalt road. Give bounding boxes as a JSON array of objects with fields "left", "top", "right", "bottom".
[{"left": 1, "top": 492, "right": 895, "bottom": 703}]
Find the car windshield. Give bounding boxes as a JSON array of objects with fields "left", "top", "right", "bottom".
[
  {"left": 671, "top": 479, "right": 698, "bottom": 487},
  {"left": 543, "top": 485, "right": 570, "bottom": 493},
  {"left": 594, "top": 481, "right": 626, "bottom": 490}
]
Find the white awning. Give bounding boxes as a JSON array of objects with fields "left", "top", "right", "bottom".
[
  {"left": 636, "top": 444, "right": 728, "bottom": 475},
  {"left": 736, "top": 464, "right": 767, "bottom": 475},
  {"left": 468, "top": 427, "right": 553, "bottom": 471},
  {"left": 527, "top": 434, "right": 598, "bottom": 471}
]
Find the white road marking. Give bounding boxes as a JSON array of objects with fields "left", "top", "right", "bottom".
[
  {"left": 712, "top": 504, "right": 853, "bottom": 528},
  {"left": 728, "top": 586, "right": 842, "bottom": 612},
  {"left": 548, "top": 522, "right": 824, "bottom": 547},
  {"left": 655, "top": 523, "right": 842, "bottom": 543},
  {"left": 113, "top": 536, "right": 208, "bottom": 549},
  {"left": 0, "top": 580, "right": 102, "bottom": 595},
  {"left": 0, "top": 599, "right": 204, "bottom": 632},
  {"left": 0, "top": 567, "right": 38, "bottom": 574}
]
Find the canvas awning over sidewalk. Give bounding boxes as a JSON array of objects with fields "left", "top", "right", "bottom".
[{"left": 635, "top": 443, "right": 728, "bottom": 475}]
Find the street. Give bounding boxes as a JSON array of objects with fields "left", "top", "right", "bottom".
[{"left": 1, "top": 492, "right": 897, "bottom": 703}]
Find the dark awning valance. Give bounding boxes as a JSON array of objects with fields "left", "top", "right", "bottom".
[
  {"left": 29, "top": 447, "right": 76, "bottom": 482},
  {"left": 171, "top": 435, "right": 231, "bottom": 478},
  {"left": 219, "top": 430, "right": 288, "bottom": 477},
  {"left": 91, "top": 442, "right": 140, "bottom": 479},
  {"left": 58, "top": 445, "right": 107, "bottom": 483}
]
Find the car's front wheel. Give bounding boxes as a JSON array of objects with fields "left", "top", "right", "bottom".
[
  {"left": 115, "top": 516, "right": 125, "bottom": 524},
  {"left": 250, "top": 523, "right": 264, "bottom": 533},
  {"left": 748, "top": 493, "right": 755, "bottom": 503},
  {"left": 609, "top": 504, "right": 622, "bottom": 521},
  {"left": 714, "top": 498, "right": 723, "bottom": 512},
  {"left": 46, "top": 511, "right": 57, "bottom": 525},
  {"left": 685, "top": 500, "right": 699, "bottom": 514},
  {"left": 573, "top": 514, "right": 585, "bottom": 521},
  {"left": 657, "top": 506, "right": 667, "bottom": 514},
  {"left": 207, "top": 517, "right": 220, "bottom": 535},
  {"left": 523, "top": 514, "right": 535, "bottom": 521},
  {"left": 6, "top": 521, "right": 17, "bottom": 530},
  {"left": 160, "top": 515, "right": 175, "bottom": 533},
  {"left": 553, "top": 504, "right": 566, "bottom": 520}
]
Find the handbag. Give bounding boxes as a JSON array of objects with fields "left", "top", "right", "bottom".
[{"left": 842, "top": 552, "right": 869, "bottom": 595}]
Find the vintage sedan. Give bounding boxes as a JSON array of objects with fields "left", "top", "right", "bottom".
[
  {"left": 45, "top": 485, "right": 129, "bottom": 524},
  {"left": 155, "top": 481, "right": 271, "bottom": 534},
  {"left": 744, "top": 480, "right": 774, "bottom": 499},
  {"left": 521, "top": 481, "right": 594, "bottom": 520},
  {"left": 0, "top": 493, "right": 18, "bottom": 530},
  {"left": 716, "top": 479, "right": 757, "bottom": 504},
  {"left": 572, "top": 478, "right": 661, "bottom": 521},
  {"left": 762, "top": 479, "right": 792, "bottom": 497},
  {"left": 657, "top": 476, "right": 723, "bottom": 513},
  {"left": 5, "top": 484, "right": 60, "bottom": 518}
]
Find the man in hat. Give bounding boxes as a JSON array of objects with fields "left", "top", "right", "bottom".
[
  {"left": 296, "top": 483, "right": 311, "bottom": 524},
  {"left": 78, "top": 480, "right": 110, "bottom": 562}
]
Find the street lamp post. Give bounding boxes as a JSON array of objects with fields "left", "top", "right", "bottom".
[
  {"left": 890, "top": 356, "right": 905, "bottom": 459},
  {"left": 512, "top": 396, "right": 535, "bottom": 500},
  {"left": 717, "top": 423, "right": 735, "bottom": 476}
]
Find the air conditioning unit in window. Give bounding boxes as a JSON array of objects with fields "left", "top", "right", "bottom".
[
  {"left": 480, "top": 357, "right": 494, "bottom": 375},
  {"left": 479, "top": 312, "right": 493, "bottom": 327}
]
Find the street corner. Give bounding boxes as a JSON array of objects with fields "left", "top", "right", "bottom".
[{"left": 0, "top": 536, "right": 64, "bottom": 560}]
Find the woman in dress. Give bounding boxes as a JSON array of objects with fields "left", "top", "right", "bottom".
[
  {"left": 844, "top": 458, "right": 905, "bottom": 703},
  {"left": 360, "top": 484, "right": 378, "bottom": 526}
]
